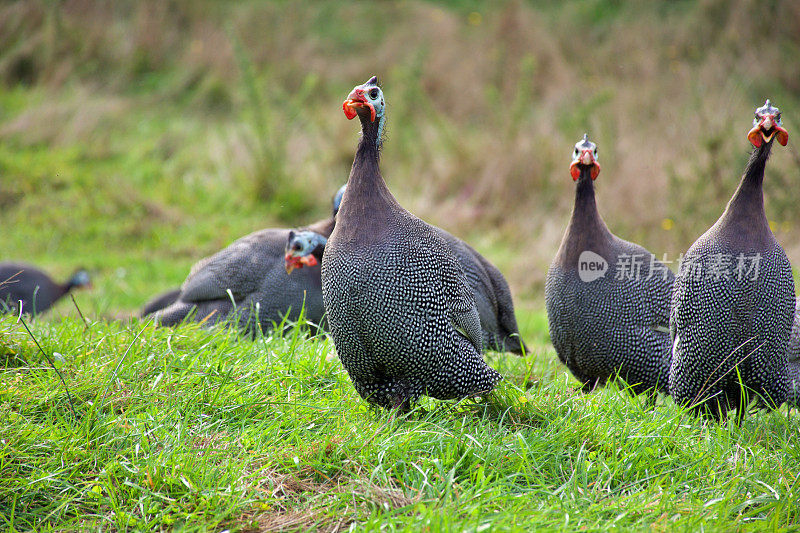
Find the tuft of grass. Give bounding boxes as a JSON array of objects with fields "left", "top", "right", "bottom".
[{"left": 1, "top": 313, "right": 799, "bottom": 531}]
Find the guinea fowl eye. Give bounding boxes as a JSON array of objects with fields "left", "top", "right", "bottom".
[
  {"left": 293, "top": 243, "right": 302, "bottom": 251},
  {"left": 369, "top": 88, "right": 379, "bottom": 99}
]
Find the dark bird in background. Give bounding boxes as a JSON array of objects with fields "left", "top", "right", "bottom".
[
  {"left": 0, "top": 262, "right": 91, "bottom": 316},
  {"left": 287, "top": 229, "right": 528, "bottom": 354},
  {"left": 545, "top": 134, "right": 674, "bottom": 396},
  {"left": 321, "top": 76, "right": 502, "bottom": 410},
  {"left": 149, "top": 185, "right": 346, "bottom": 334},
  {"left": 669, "top": 100, "right": 793, "bottom": 420}
]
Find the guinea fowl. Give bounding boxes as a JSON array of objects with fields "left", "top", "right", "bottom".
[
  {"left": 321, "top": 76, "right": 502, "bottom": 410},
  {"left": 669, "top": 100, "right": 793, "bottom": 420},
  {"left": 152, "top": 185, "right": 346, "bottom": 333},
  {"left": 545, "top": 135, "right": 674, "bottom": 396},
  {"left": 0, "top": 263, "right": 91, "bottom": 316},
  {"left": 288, "top": 229, "right": 527, "bottom": 354}
]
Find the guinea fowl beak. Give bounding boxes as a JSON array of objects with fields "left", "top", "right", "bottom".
[
  {"left": 342, "top": 88, "right": 376, "bottom": 122},
  {"left": 748, "top": 114, "right": 789, "bottom": 148},
  {"left": 285, "top": 253, "right": 298, "bottom": 275},
  {"left": 284, "top": 253, "right": 319, "bottom": 275},
  {"left": 569, "top": 150, "right": 601, "bottom": 181}
]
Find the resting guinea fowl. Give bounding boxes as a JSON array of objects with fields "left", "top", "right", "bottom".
[
  {"left": 545, "top": 135, "right": 674, "bottom": 396},
  {"left": 321, "top": 76, "right": 502, "bottom": 410},
  {"left": 0, "top": 263, "right": 91, "bottom": 316},
  {"left": 152, "top": 185, "right": 346, "bottom": 333},
  {"left": 287, "top": 229, "right": 527, "bottom": 354},
  {"left": 669, "top": 100, "right": 793, "bottom": 420}
]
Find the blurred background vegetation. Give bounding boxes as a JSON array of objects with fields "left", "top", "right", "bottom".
[{"left": 1, "top": 0, "right": 799, "bottom": 316}]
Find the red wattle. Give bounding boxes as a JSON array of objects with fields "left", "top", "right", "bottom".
[
  {"left": 300, "top": 255, "right": 318, "bottom": 267},
  {"left": 747, "top": 126, "right": 763, "bottom": 148},
  {"left": 590, "top": 162, "right": 601, "bottom": 180},
  {"left": 569, "top": 162, "right": 581, "bottom": 181},
  {"left": 343, "top": 100, "right": 357, "bottom": 120},
  {"left": 776, "top": 127, "right": 789, "bottom": 146}
]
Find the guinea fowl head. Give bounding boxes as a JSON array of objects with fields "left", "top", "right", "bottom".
[
  {"left": 343, "top": 77, "right": 387, "bottom": 148},
  {"left": 332, "top": 184, "right": 346, "bottom": 217},
  {"left": 748, "top": 100, "right": 788, "bottom": 148},
  {"left": 68, "top": 269, "right": 91, "bottom": 290},
  {"left": 569, "top": 134, "right": 601, "bottom": 181},
  {"left": 343, "top": 76, "right": 384, "bottom": 123},
  {"left": 284, "top": 231, "right": 327, "bottom": 274}
]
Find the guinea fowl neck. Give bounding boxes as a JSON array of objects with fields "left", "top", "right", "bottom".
[
  {"left": 352, "top": 114, "right": 382, "bottom": 185},
  {"left": 339, "top": 113, "right": 398, "bottom": 222},
  {"left": 56, "top": 282, "right": 72, "bottom": 299},
  {"left": 722, "top": 142, "right": 771, "bottom": 226},
  {"left": 574, "top": 169, "right": 600, "bottom": 216},
  {"left": 555, "top": 168, "right": 612, "bottom": 267}
]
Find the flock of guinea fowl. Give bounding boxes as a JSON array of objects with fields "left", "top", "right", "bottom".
[{"left": 3, "top": 76, "right": 799, "bottom": 421}]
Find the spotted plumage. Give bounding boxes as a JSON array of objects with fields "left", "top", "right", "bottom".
[
  {"left": 545, "top": 135, "right": 674, "bottom": 395},
  {"left": 152, "top": 186, "right": 344, "bottom": 333},
  {"left": 787, "top": 298, "right": 800, "bottom": 409},
  {"left": 289, "top": 227, "right": 527, "bottom": 354},
  {"left": 669, "top": 100, "right": 793, "bottom": 419},
  {"left": 0, "top": 263, "right": 90, "bottom": 316},
  {"left": 322, "top": 76, "right": 501, "bottom": 409}
]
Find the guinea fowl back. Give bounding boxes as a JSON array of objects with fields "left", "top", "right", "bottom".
[
  {"left": 154, "top": 188, "right": 343, "bottom": 333},
  {"left": 669, "top": 100, "right": 793, "bottom": 418},
  {"left": 435, "top": 231, "right": 527, "bottom": 354}
]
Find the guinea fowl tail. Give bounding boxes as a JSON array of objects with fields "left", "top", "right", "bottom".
[
  {"left": 787, "top": 361, "right": 800, "bottom": 409},
  {"left": 504, "top": 335, "right": 528, "bottom": 356}
]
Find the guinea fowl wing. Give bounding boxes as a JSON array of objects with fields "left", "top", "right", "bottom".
[
  {"left": 437, "top": 239, "right": 483, "bottom": 354},
  {"left": 787, "top": 299, "right": 800, "bottom": 364},
  {"left": 181, "top": 229, "right": 283, "bottom": 302},
  {"left": 472, "top": 250, "right": 527, "bottom": 351}
]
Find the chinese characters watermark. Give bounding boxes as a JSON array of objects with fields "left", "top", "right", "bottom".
[{"left": 577, "top": 251, "right": 762, "bottom": 283}]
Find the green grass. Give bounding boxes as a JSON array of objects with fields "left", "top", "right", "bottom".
[{"left": 2, "top": 312, "right": 799, "bottom": 531}]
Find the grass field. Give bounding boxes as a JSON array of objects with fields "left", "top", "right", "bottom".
[
  {"left": 2, "top": 0, "right": 800, "bottom": 530},
  {"left": 2, "top": 312, "right": 799, "bottom": 531}
]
